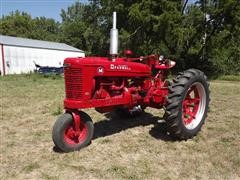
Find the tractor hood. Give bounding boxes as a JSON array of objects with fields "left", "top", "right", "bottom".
[{"left": 64, "top": 57, "right": 151, "bottom": 77}]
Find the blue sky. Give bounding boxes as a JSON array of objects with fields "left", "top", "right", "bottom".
[
  {"left": 0, "top": 0, "right": 88, "bottom": 22},
  {"left": 1, "top": 0, "right": 196, "bottom": 22}
]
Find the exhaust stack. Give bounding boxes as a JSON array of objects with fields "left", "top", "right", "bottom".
[{"left": 109, "top": 12, "right": 118, "bottom": 59}]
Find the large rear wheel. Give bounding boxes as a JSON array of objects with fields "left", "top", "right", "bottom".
[
  {"left": 164, "top": 69, "right": 210, "bottom": 139},
  {"left": 52, "top": 111, "right": 94, "bottom": 152}
]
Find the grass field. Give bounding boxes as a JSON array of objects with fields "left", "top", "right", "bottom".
[{"left": 1, "top": 74, "right": 240, "bottom": 179}]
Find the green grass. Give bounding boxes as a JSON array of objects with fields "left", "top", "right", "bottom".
[
  {"left": 22, "top": 162, "right": 40, "bottom": 173},
  {"left": 1, "top": 75, "right": 240, "bottom": 179},
  {"left": 217, "top": 75, "right": 240, "bottom": 81}
]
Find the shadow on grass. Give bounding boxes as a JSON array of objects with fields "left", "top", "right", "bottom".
[
  {"left": 53, "top": 112, "right": 175, "bottom": 153},
  {"left": 93, "top": 112, "right": 174, "bottom": 142},
  {"left": 53, "top": 146, "right": 65, "bottom": 153}
]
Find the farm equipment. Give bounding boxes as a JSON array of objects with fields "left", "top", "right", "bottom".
[
  {"left": 52, "top": 12, "right": 210, "bottom": 152},
  {"left": 34, "top": 61, "right": 63, "bottom": 75}
]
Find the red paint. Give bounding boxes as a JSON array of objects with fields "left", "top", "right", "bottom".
[
  {"left": 182, "top": 85, "right": 200, "bottom": 125},
  {"left": 124, "top": 49, "right": 133, "bottom": 57},
  {"left": 63, "top": 54, "right": 175, "bottom": 112},
  {"left": 72, "top": 111, "right": 81, "bottom": 133},
  {"left": 1, "top": 44, "right": 6, "bottom": 75},
  {"left": 64, "top": 112, "right": 87, "bottom": 145}
]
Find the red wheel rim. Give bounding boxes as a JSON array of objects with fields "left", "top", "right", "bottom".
[
  {"left": 182, "top": 82, "right": 206, "bottom": 130},
  {"left": 64, "top": 121, "right": 88, "bottom": 145}
]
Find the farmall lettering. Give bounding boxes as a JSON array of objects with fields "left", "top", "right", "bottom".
[{"left": 110, "top": 64, "right": 131, "bottom": 71}]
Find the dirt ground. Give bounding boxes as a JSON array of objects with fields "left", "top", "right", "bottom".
[{"left": 0, "top": 75, "right": 239, "bottom": 179}]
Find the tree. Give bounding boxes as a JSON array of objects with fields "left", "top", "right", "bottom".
[
  {"left": 98, "top": 0, "right": 206, "bottom": 72},
  {"left": 1, "top": 1, "right": 239, "bottom": 76},
  {"left": 0, "top": 11, "right": 60, "bottom": 42},
  {"left": 60, "top": 1, "right": 106, "bottom": 55},
  {"left": 0, "top": 11, "right": 33, "bottom": 38},
  {"left": 30, "top": 17, "right": 60, "bottom": 42},
  {"left": 204, "top": 0, "right": 240, "bottom": 75}
]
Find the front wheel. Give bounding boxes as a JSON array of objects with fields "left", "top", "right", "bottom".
[
  {"left": 52, "top": 111, "right": 94, "bottom": 152},
  {"left": 164, "top": 69, "right": 210, "bottom": 140}
]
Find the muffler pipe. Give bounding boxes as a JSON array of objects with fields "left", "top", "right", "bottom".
[{"left": 109, "top": 12, "right": 118, "bottom": 60}]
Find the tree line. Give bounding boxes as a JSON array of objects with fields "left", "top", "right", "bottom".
[{"left": 0, "top": 0, "right": 239, "bottom": 76}]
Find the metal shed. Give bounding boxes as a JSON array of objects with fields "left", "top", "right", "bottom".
[{"left": 0, "top": 35, "right": 85, "bottom": 75}]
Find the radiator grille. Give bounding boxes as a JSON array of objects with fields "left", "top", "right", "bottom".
[{"left": 64, "top": 68, "right": 83, "bottom": 99}]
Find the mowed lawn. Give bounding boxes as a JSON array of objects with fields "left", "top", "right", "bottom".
[{"left": 1, "top": 75, "right": 239, "bottom": 179}]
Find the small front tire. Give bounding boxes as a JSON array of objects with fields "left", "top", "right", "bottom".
[{"left": 52, "top": 111, "right": 94, "bottom": 152}]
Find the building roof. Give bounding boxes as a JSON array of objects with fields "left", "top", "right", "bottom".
[{"left": 0, "top": 35, "right": 84, "bottom": 53}]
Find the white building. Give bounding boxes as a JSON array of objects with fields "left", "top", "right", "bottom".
[{"left": 0, "top": 35, "right": 85, "bottom": 75}]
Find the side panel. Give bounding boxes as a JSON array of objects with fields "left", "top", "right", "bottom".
[{"left": 3, "top": 45, "right": 85, "bottom": 75}]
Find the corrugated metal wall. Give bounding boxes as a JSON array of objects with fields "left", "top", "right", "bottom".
[
  {"left": 0, "top": 45, "right": 3, "bottom": 75},
  {"left": 1, "top": 45, "right": 84, "bottom": 75}
]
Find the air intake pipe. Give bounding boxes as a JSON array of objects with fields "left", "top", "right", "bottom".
[{"left": 109, "top": 12, "right": 118, "bottom": 60}]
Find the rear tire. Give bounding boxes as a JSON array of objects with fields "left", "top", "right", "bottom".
[
  {"left": 52, "top": 111, "right": 94, "bottom": 152},
  {"left": 164, "top": 69, "right": 210, "bottom": 140}
]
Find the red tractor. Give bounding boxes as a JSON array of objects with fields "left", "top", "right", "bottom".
[{"left": 52, "top": 12, "right": 210, "bottom": 152}]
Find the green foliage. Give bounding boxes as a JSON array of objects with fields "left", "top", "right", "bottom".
[
  {"left": 0, "top": 11, "right": 60, "bottom": 42},
  {"left": 217, "top": 75, "right": 240, "bottom": 81},
  {"left": 0, "top": 0, "right": 239, "bottom": 76},
  {"left": 206, "top": 0, "right": 240, "bottom": 75},
  {"left": 0, "top": 11, "right": 32, "bottom": 38},
  {"left": 30, "top": 17, "right": 60, "bottom": 41}
]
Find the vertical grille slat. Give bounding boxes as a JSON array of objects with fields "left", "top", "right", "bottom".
[{"left": 64, "top": 68, "right": 83, "bottom": 99}]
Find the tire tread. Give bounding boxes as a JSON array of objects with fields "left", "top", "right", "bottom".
[{"left": 164, "top": 69, "right": 210, "bottom": 140}]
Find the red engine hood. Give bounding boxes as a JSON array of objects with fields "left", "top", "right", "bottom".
[{"left": 64, "top": 57, "right": 151, "bottom": 77}]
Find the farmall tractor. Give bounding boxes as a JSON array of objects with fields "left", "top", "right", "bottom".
[{"left": 52, "top": 12, "right": 210, "bottom": 152}]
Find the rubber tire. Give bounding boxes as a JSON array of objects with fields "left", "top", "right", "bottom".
[
  {"left": 114, "top": 107, "right": 143, "bottom": 118},
  {"left": 52, "top": 111, "right": 94, "bottom": 152},
  {"left": 164, "top": 69, "right": 210, "bottom": 140}
]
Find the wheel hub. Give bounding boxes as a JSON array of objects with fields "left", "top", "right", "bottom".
[
  {"left": 64, "top": 122, "right": 88, "bottom": 145},
  {"left": 182, "top": 82, "right": 206, "bottom": 130}
]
